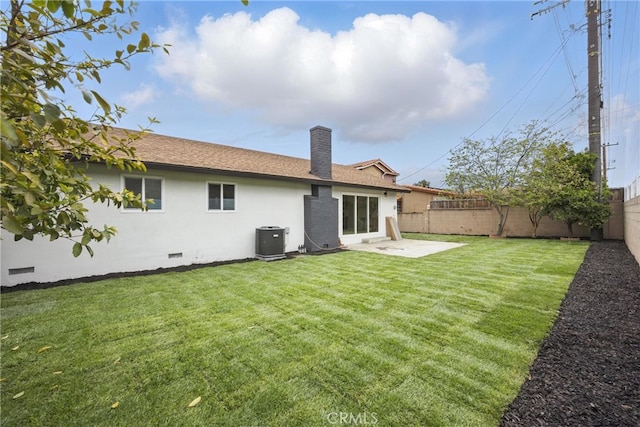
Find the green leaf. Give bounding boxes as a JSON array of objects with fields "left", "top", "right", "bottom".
[
  {"left": 2, "top": 215, "right": 24, "bottom": 235},
  {"left": 126, "top": 44, "right": 136, "bottom": 54},
  {"left": 90, "top": 90, "right": 111, "bottom": 114},
  {"left": 24, "top": 192, "right": 36, "bottom": 206},
  {"left": 47, "top": 0, "right": 62, "bottom": 13},
  {"left": 43, "top": 104, "right": 61, "bottom": 123},
  {"left": 0, "top": 117, "right": 18, "bottom": 144},
  {"left": 138, "top": 33, "right": 151, "bottom": 50},
  {"left": 138, "top": 32, "right": 150, "bottom": 50},
  {"left": 241, "top": 0, "right": 249, "bottom": 5},
  {"left": 101, "top": 0, "right": 113, "bottom": 13},
  {"left": 81, "top": 232, "right": 91, "bottom": 246},
  {"left": 72, "top": 242, "right": 82, "bottom": 257},
  {"left": 90, "top": 69, "right": 101, "bottom": 83},
  {"left": 57, "top": 211, "right": 70, "bottom": 225},
  {"left": 51, "top": 119, "right": 66, "bottom": 133},
  {"left": 30, "top": 112, "right": 47, "bottom": 129},
  {"left": 23, "top": 229, "right": 34, "bottom": 241},
  {"left": 61, "top": 0, "right": 75, "bottom": 18}
]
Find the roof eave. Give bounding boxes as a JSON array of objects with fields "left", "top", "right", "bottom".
[{"left": 138, "top": 162, "right": 410, "bottom": 192}]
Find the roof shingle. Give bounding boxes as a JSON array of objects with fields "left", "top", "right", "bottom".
[{"left": 109, "top": 129, "right": 408, "bottom": 192}]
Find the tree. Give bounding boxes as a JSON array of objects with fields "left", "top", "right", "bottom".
[
  {"left": 1, "top": 0, "right": 168, "bottom": 256},
  {"left": 445, "top": 122, "right": 548, "bottom": 236},
  {"left": 515, "top": 134, "right": 567, "bottom": 238},
  {"left": 413, "top": 179, "right": 430, "bottom": 188},
  {"left": 515, "top": 176, "right": 547, "bottom": 238},
  {"left": 527, "top": 143, "right": 610, "bottom": 238}
]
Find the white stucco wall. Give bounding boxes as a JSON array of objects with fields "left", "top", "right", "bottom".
[
  {"left": 1, "top": 166, "right": 309, "bottom": 286},
  {"left": 1, "top": 166, "right": 399, "bottom": 287}
]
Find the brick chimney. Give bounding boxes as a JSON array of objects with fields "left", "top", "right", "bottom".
[
  {"left": 310, "top": 125, "right": 332, "bottom": 179},
  {"left": 304, "top": 125, "right": 339, "bottom": 252}
]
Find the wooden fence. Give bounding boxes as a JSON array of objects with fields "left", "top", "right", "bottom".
[{"left": 429, "top": 199, "right": 492, "bottom": 210}]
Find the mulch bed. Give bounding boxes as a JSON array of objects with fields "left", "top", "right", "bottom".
[{"left": 501, "top": 240, "right": 640, "bottom": 426}]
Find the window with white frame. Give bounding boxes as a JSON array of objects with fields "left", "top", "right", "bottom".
[
  {"left": 123, "top": 176, "right": 163, "bottom": 210},
  {"left": 208, "top": 183, "right": 236, "bottom": 211},
  {"left": 342, "top": 195, "right": 379, "bottom": 235}
]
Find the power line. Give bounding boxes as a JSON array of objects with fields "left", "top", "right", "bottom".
[
  {"left": 494, "top": 29, "right": 579, "bottom": 140},
  {"left": 400, "top": 32, "right": 579, "bottom": 183},
  {"left": 553, "top": 8, "right": 581, "bottom": 95}
]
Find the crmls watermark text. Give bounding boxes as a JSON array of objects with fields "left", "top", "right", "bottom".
[{"left": 325, "top": 411, "right": 378, "bottom": 425}]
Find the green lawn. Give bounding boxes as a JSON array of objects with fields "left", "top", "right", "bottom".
[{"left": 1, "top": 235, "right": 589, "bottom": 426}]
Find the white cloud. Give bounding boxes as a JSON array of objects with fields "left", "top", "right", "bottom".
[
  {"left": 155, "top": 8, "right": 490, "bottom": 142},
  {"left": 120, "top": 83, "right": 158, "bottom": 109}
]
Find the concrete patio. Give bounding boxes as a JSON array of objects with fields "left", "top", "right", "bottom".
[{"left": 346, "top": 238, "right": 466, "bottom": 258}]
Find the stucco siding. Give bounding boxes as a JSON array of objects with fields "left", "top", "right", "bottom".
[{"left": 1, "top": 166, "right": 309, "bottom": 286}]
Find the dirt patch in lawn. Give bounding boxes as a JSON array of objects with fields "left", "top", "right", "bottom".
[{"left": 501, "top": 240, "right": 640, "bottom": 426}]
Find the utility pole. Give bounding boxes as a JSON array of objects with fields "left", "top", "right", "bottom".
[
  {"left": 602, "top": 142, "right": 618, "bottom": 183},
  {"left": 587, "top": 0, "right": 604, "bottom": 241},
  {"left": 531, "top": 0, "right": 571, "bottom": 19}
]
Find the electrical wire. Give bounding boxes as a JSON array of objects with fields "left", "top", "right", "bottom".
[
  {"left": 400, "top": 30, "right": 578, "bottom": 184},
  {"left": 553, "top": 8, "right": 581, "bottom": 96}
]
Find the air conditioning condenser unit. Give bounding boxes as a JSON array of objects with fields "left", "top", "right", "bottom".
[{"left": 255, "top": 226, "right": 286, "bottom": 260}]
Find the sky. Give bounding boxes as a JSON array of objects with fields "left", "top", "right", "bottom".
[{"left": 59, "top": 0, "right": 639, "bottom": 189}]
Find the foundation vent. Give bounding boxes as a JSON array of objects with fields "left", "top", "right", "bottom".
[{"left": 8, "top": 267, "right": 35, "bottom": 275}]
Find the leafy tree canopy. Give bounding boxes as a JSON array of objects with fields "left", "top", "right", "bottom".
[
  {"left": 413, "top": 179, "right": 430, "bottom": 188},
  {"left": 1, "top": 0, "right": 168, "bottom": 256},
  {"left": 528, "top": 143, "right": 610, "bottom": 237},
  {"left": 445, "top": 122, "right": 550, "bottom": 236}
]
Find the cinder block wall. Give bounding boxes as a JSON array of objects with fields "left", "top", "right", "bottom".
[
  {"left": 624, "top": 196, "right": 640, "bottom": 264},
  {"left": 397, "top": 212, "right": 429, "bottom": 233},
  {"left": 399, "top": 192, "right": 435, "bottom": 213},
  {"left": 398, "top": 203, "right": 623, "bottom": 239},
  {"left": 428, "top": 208, "right": 497, "bottom": 235},
  {"left": 604, "top": 200, "right": 625, "bottom": 240}
]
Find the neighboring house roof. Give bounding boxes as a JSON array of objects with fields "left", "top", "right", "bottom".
[
  {"left": 107, "top": 129, "right": 409, "bottom": 192},
  {"left": 349, "top": 158, "right": 399, "bottom": 177},
  {"left": 404, "top": 185, "right": 456, "bottom": 196}
]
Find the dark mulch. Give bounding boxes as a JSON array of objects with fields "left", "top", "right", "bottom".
[{"left": 501, "top": 240, "right": 640, "bottom": 426}]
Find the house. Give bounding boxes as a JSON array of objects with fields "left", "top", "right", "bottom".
[
  {"left": 349, "top": 159, "right": 399, "bottom": 184},
  {"left": 1, "top": 126, "right": 408, "bottom": 287},
  {"left": 397, "top": 185, "right": 456, "bottom": 213}
]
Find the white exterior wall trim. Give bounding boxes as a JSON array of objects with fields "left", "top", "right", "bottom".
[{"left": 205, "top": 180, "right": 238, "bottom": 213}]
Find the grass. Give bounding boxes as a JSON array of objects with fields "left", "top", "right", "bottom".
[{"left": 0, "top": 235, "right": 589, "bottom": 426}]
